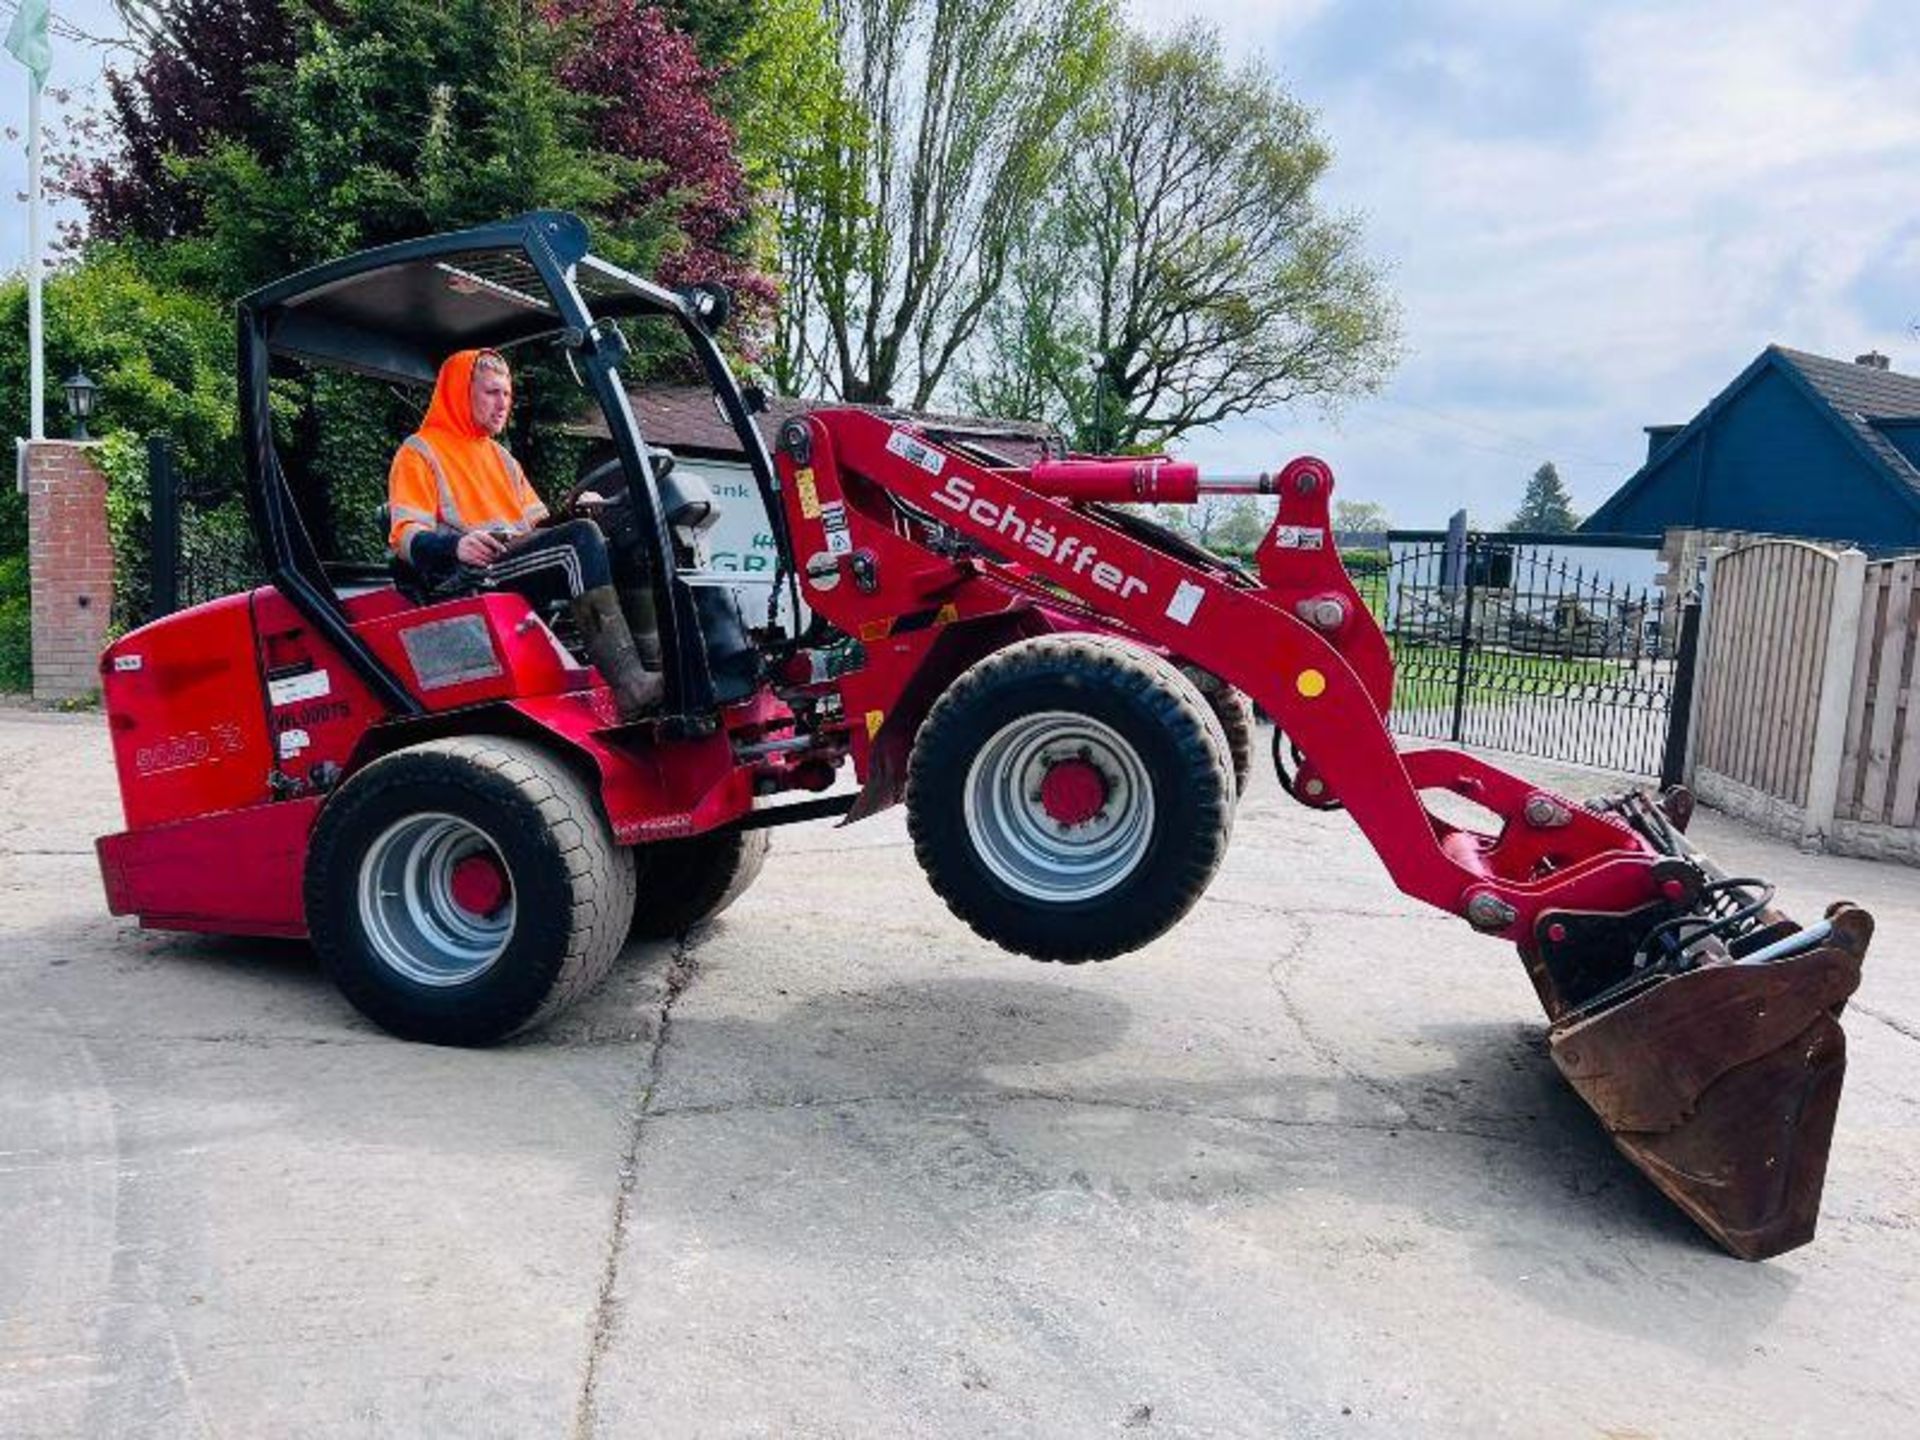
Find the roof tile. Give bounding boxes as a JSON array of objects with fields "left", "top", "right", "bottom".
[{"left": 1773, "top": 346, "right": 1920, "bottom": 497}]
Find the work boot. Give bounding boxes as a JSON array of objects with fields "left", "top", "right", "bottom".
[
  {"left": 570, "top": 585, "right": 664, "bottom": 722},
  {"left": 625, "top": 582, "right": 665, "bottom": 673}
]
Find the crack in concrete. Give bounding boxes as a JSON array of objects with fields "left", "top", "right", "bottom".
[
  {"left": 572, "top": 936, "right": 702, "bottom": 1440},
  {"left": 1262, "top": 912, "right": 1415, "bottom": 1123}
]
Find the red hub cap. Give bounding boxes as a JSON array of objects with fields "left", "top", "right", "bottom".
[
  {"left": 449, "top": 852, "right": 511, "bottom": 917},
  {"left": 1039, "top": 758, "right": 1108, "bottom": 827}
]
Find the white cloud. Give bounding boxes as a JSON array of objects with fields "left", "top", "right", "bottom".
[
  {"left": 2, "top": 3, "right": 1912, "bottom": 530},
  {"left": 1123, "top": 0, "right": 1920, "bottom": 527}
]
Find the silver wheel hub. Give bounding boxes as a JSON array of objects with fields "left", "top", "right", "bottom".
[
  {"left": 962, "top": 711, "right": 1155, "bottom": 902},
  {"left": 357, "top": 813, "right": 515, "bottom": 986}
]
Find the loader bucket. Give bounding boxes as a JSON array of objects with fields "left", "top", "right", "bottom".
[{"left": 1526, "top": 795, "right": 1871, "bottom": 1259}]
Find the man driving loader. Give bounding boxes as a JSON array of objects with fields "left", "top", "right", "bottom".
[{"left": 386, "top": 348, "right": 662, "bottom": 720}]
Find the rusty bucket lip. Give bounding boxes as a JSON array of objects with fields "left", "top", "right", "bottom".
[{"left": 1542, "top": 902, "right": 1871, "bottom": 1261}]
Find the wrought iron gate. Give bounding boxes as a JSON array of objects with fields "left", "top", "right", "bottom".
[
  {"left": 1381, "top": 532, "right": 1699, "bottom": 779},
  {"left": 138, "top": 436, "right": 260, "bottom": 626}
]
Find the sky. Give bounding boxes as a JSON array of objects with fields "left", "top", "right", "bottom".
[
  {"left": 4, "top": 1, "right": 1919, "bottom": 527},
  {"left": 1125, "top": 0, "right": 1920, "bottom": 526}
]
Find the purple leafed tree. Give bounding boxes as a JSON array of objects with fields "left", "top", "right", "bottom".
[
  {"left": 74, "top": 0, "right": 301, "bottom": 242},
  {"left": 548, "top": 1, "right": 775, "bottom": 328}
]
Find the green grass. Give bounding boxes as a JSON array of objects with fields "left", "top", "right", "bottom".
[
  {"left": 0, "top": 552, "right": 29, "bottom": 693},
  {"left": 1337, "top": 556, "right": 1652, "bottom": 697},
  {"left": 1388, "top": 639, "right": 1646, "bottom": 713},
  {"left": 1344, "top": 559, "right": 1388, "bottom": 621}
]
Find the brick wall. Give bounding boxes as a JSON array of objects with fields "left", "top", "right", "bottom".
[{"left": 23, "top": 440, "right": 113, "bottom": 702}]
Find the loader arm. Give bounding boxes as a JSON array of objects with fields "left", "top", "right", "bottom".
[
  {"left": 778, "top": 408, "right": 1872, "bottom": 1261},
  {"left": 784, "top": 410, "right": 1663, "bottom": 935}
]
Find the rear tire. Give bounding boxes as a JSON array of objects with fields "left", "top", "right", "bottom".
[
  {"left": 1180, "top": 664, "right": 1254, "bottom": 798},
  {"left": 629, "top": 828, "right": 771, "bottom": 940},
  {"left": 907, "top": 635, "right": 1233, "bottom": 962},
  {"left": 305, "top": 737, "right": 635, "bottom": 1046}
]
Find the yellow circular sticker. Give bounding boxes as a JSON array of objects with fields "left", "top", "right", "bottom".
[{"left": 1296, "top": 668, "right": 1327, "bottom": 698}]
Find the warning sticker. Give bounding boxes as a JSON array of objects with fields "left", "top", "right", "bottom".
[
  {"left": 268, "top": 669, "right": 332, "bottom": 707},
  {"left": 1166, "top": 579, "right": 1206, "bottom": 627},
  {"left": 885, "top": 429, "right": 946, "bottom": 477},
  {"left": 277, "top": 728, "right": 311, "bottom": 758},
  {"left": 821, "top": 500, "right": 853, "bottom": 557},
  {"left": 1271, "top": 525, "right": 1324, "bottom": 551},
  {"left": 795, "top": 466, "right": 821, "bottom": 520}
]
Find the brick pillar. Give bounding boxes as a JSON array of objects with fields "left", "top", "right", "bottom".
[{"left": 23, "top": 440, "right": 114, "bottom": 702}]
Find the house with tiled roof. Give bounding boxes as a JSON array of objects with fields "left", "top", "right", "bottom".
[{"left": 1582, "top": 346, "right": 1920, "bottom": 551}]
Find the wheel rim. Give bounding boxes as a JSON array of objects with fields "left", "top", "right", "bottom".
[
  {"left": 962, "top": 711, "right": 1156, "bottom": 902},
  {"left": 357, "top": 813, "right": 515, "bottom": 986}
]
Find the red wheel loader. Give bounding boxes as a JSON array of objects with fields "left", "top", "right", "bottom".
[{"left": 94, "top": 214, "right": 1871, "bottom": 1259}]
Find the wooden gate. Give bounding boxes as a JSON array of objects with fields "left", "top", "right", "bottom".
[
  {"left": 1690, "top": 540, "right": 1920, "bottom": 861},
  {"left": 1692, "top": 542, "right": 1840, "bottom": 810}
]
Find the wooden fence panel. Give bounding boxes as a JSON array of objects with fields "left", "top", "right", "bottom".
[
  {"left": 1694, "top": 541, "right": 1837, "bottom": 807},
  {"left": 1786, "top": 548, "right": 1833, "bottom": 803},
  {"left": 1836, "top": 565, "right": 1886, "bottom": 819},
  {"left": 1844, "top": 558, "right": 1919, "bottom": 825}
]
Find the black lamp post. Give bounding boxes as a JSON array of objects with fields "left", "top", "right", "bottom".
[{"left": 63, "top": 369, "right": 99, "bottom": 440}]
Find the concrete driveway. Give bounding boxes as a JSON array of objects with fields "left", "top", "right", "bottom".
[{"left": 3, "top": 702, "right": 1917, "bottom": 1438}]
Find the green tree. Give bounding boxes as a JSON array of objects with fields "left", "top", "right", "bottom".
[
  {"left": 1212, "top": 496, "right": 1271, "bottom": 556},
  {"left": 1508, "top": 462, "right": 1580, "bottom": 533},
  {"left": 176, "top": 1, "right": 637, "bottom": 291},
  {"left": 657, "top": 0, "right": 759, "bottom": 62},
  {"left": 0, "top": 250, "right": 237, "bottom": 479},
  {"left": 778, "top": 0, "right": 1116, "bottom": 406},
  {"left": 1334, "top": 499, "right": 1392, "bottom": 534},
  {"left": 0, "top": 248, "right": 247, "bottom": 640},
  {"left": 720, "top": 0, "right": 855, "bottom": 392},
  {"left": 962, "top": 24, "right": 1397, "bottom": 450}
]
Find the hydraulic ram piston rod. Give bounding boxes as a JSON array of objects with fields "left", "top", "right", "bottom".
[{"left": 1028, "top": 459, "right": 1284, "bottom": 505}]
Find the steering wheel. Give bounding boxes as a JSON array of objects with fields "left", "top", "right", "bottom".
[
  {"left": 560, "top": 448, "right": 676, "bottom": 516},
  {"left": 561, "top": 459, "right": 624, "bottom": 516}
]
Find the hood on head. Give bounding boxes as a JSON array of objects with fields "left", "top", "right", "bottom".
[{"left": 422, "top": 349, "right": 504, "bottom": 439}]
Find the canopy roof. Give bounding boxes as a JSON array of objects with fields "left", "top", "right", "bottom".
[{"left": 238, "top": 211, "right": 682, "bottom": 384}]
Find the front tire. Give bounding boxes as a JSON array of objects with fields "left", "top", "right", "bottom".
[
  {"left": 907, "top": 635, "right": 1233, "bottom": 962},
  {"left": 306, "top": 737, "right": 636, "bottom": 1045}
]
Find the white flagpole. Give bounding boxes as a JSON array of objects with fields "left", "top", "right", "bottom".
[{"left": 26, "top": 71, "right": 43, "bottom": 441}]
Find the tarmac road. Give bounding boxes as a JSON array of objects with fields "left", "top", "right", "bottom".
[{"left": 2, "top": 700, "right": 1917, "bottom": 1438}]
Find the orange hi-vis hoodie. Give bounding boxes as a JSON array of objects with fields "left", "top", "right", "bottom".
[{"left": 386, "top": 348, "right": 548, "bottom": 564}]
